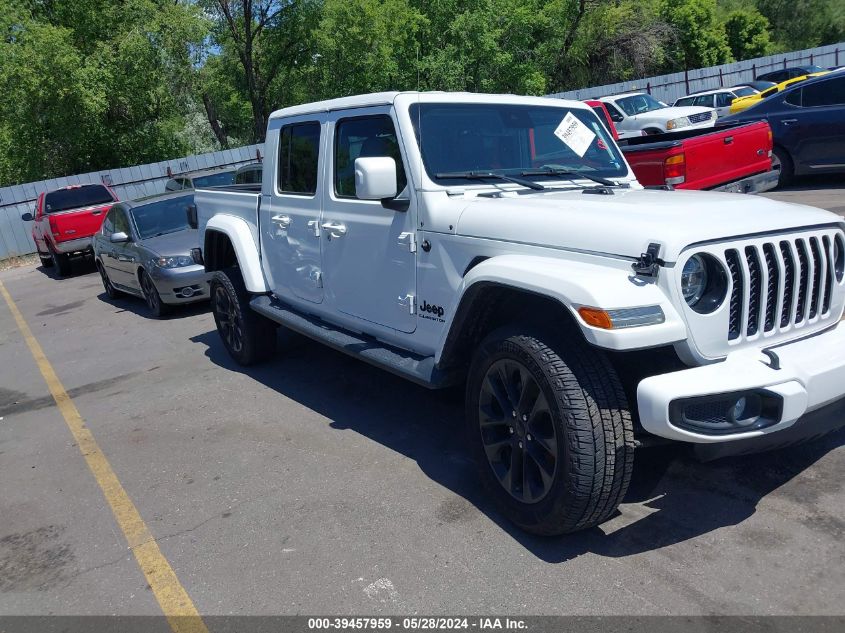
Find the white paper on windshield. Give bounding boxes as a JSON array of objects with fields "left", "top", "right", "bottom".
[{"left": 553, "top": 112, "right": 596, "bottom": 158}]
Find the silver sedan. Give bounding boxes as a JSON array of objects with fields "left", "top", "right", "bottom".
[{"left": 92, "top": 193, "right": 210, "bottom": 317}]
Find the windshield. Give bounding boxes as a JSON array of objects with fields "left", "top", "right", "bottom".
[
  {"left": 45, "top": 184, "right": 113, "bottom": 213},
  {"left": 130, "top": 195, "right": 193, "bottom": 240},
  {"left": 613, "top": 94, "right": 666, "bottom": 116},
  {"left": 409, "top": 103, "right": 627, "bottom": 186},
  {"left": 192, "top": 171, "right": 235, "bottom": 188}
]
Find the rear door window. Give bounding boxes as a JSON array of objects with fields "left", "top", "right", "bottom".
[
  {"left": 802, "top": 77, "right": 845, "bottom": 107},
  {"left": 277, "top": 121, "right": 321, "bottom": 195},
  {"left": 716, "top": 93, "right": 734, "bottom": 108},
  {"left": 45, "top": 185, "right": 113, "bottom": 213}
]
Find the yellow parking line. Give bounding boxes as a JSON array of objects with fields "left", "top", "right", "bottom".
[{"left": 0, "top": 280, "right": 209, "bottom": 633}]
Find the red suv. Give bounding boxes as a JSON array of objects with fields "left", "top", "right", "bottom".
[{"left": 22, "top": 184, "right": 118, "bottom": 276}]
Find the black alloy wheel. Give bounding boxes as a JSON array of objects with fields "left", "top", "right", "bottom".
[
  {"left": 97, "top": 262, "right": 120, "bottom": 299},
  {"left": 209, "top": 268, "right": 276, "bottom": 366},
  {"left": 140, "top": 270, "right": 168, "bottom": 318},
  {"left": 213, "top": 282, "right": 243, "bottom": 355},
  {"left": 478, "top": 358, "right": 558, "bottom": 503}
]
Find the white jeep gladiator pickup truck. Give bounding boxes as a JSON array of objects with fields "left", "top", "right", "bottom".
[{"left": 194, "top": 91, "right": 845, "bottom": 535}]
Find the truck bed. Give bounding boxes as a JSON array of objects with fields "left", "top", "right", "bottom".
[{"left": 619, "top": 121, "right": 774, "bottom": 191}]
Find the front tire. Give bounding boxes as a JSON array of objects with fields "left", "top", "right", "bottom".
[
  {"left": 139, "top": 269, "right": 170, "bottom": 318},
  {"left": 465, "top": 326, "right": 634, "bottom": 535},
  {"left": 210, "top": 268, "right": 276, "bottom": 366}
]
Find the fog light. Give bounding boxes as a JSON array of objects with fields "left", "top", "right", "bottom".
[{"left": 669, "top": 391, "right": 782, "bottom": 435}]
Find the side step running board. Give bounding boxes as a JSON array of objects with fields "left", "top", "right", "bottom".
[{"left": 250, "top": 296, "right": 453, "bottom": 389}]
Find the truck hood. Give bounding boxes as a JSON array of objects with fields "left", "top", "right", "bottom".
[
  {"left": 620, "top": 105, "right": 713, "bottom": 125},
  {"left": 454, "top": 188, "right": 843, "bottom": 262}
]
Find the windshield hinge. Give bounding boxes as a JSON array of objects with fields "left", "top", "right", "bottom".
[
  {"left": 632, "top": 242, "right": 664, "bottom": 277},
  {"left": 398, "top": 232, "right": 417, "bottom": 253}
]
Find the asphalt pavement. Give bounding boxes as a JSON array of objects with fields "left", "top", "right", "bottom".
[{"left": 1, "top": 177, "right": 844, "bottom": 618}]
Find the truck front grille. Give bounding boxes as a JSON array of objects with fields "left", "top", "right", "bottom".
[
  {"left": 688, "top": 112, "right": 712, "bottom": 124},
  {"left": 726, "top": 233, "right": 839, "bottom": 342}
]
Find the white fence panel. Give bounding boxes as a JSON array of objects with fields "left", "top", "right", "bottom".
[
  {"left": 0, "top": 143, "right": 263, "bottom": 259},
  {"left": 547, "top": 42, "right": 844, "bottom": 104}
]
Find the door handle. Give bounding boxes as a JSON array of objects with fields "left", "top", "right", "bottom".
[
  {"left": 271, "top": 214, "right": 292, "bottom": 228},
  {"left": 781, "top": 119, "right": 798, "bottom": 126},
  {"left": 92, "top": 210, "right": 102, "bottom": 216},
  {"left": 321, "top": 221, "right": 347, "bottom": 238}
]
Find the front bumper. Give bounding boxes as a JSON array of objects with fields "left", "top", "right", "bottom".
[
  {"left": 637, "top": 321, "right": 845, "bottom": 443},
  {"left": 711, "top": 169, "right": 779, "bottom": 195},
  {"left": 149, "top": 264, "right": 212, "bottom": 305}
]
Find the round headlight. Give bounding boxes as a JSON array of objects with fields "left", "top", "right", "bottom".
[
  {"left": 681, "top": 253, "right": 728, "bottom": 314},
  {"left": 835, "top": 235, "right": 844, "bottom": 283},
  {"left": 682, "top": 255, "right": 708, "bottom": 305}
]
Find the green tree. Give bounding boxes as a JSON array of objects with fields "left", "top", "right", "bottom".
[
  {"left": 0, "top": 0, "right": 208, "bottom": 185},
  {"left": 203, "top": 0, "right": 319, "bottom": 143},
  {"left": 415, "top": 0, "right": 549, "bottom": 95},
  {"left": 308, "top": 0, "right": 425, "bottom": 99},
  {"left": 723, "top": 9, "right": 772, "bottom": 60},
  {"left": 660, "top": 0, "right": 732, "bottom": 70},
  {"left": 755, "top": 0, "right": 843, "bottom": 50}
]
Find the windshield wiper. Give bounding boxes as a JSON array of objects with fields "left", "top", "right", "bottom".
[
  {"left": 520, "top": 167, "right": 616, "bottom": 187},
  {"left": 435, "top": 171, "right": 545, "bottom": 191}
]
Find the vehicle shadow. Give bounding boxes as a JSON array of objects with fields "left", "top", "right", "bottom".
[
  {"left": 191, "top": 328, "right": 845, "bottom": 563},
  {"left": 96, "top": 292, "right": 210, "bottom": 320},
  {"left": 36, "top": 257, "right": 98, "bottom": 279},
  {"left": 779, "top": 173, "right": 845, "bottom": 191}
]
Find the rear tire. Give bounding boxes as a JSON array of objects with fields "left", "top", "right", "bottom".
[
  {"left": 771, "top": 146, "right": 793, "bottom": 188},
  {"left": 39, "top": 252, "right": 53, "bottom": 268},
  {"left": 210, "top": 268, "right": 277, "bottom": 366},
  {"left": 465, "top": 326, "right": 634, "bottom": 535},
  {"left": 97, "top": 261, "right": 121, "bottom": 299},
  {"left": 50, "top": 248, "right": 71, "bottom": 277}
]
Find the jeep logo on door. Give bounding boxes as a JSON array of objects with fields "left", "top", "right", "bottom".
[{"left": 419, "top": 300, "right": 445, "bottom": 322}]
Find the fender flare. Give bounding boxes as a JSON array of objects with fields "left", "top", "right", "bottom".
[
  {"left": 204, "top": 214, "right": 268, "bottom": 293},
  {"left": 436, "top": 254, "right": 686, "bottom": 360}
]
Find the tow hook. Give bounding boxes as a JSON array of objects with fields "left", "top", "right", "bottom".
[
  {"left": 632, "top": 242, "right": 664, "bottom": 277},
  {"left": 761, "top": 349, "right": 781, "bottom": 370}
]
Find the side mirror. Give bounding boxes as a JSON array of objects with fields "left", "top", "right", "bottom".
[
  {"left": 21, "top": 212, "right": 33, "bottom": 221},
  {"left": 354, "top": 157, "right": 398, "bottom": 201},
  {"left": 110, "top": 231, "right": 130, "bottom": 244},
  {"left": 186, "top": 204, "right": 198, "bottom": 230}
]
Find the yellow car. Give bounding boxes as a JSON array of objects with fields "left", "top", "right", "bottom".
[{"left": 729, "top": 72, "right": 830, "bottom": 114}]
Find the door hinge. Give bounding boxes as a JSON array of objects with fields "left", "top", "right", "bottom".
[
  {"left": 398, "top": 293, "right": 416, "bottom": 314},
  {"left": 307, "top": 219, "right": 321, "bottom": 237},
  {"left": 310, "top": 269, "right": 323, "bottom": 288},
  {"left": 398, "top": 232, "right": 417, "bottom": 253}
]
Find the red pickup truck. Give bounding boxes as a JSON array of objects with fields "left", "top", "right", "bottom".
[
  {"left": 21, "top": 184, "right": 118, "bottom": 276},
  {"left": 586, "top": 100, "right": 777, "bottom": 192}
]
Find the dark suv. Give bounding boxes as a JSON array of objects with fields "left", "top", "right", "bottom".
[
  {"left": 755, "top": 64, "right": 825, "bottom": 84},
  {"left": 720, "top": 70, "right": 845, "bottom": 186}
]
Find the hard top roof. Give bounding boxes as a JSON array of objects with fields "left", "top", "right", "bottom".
[{"left": 268, "top": 91, "right": 589, "bottom": 120}]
